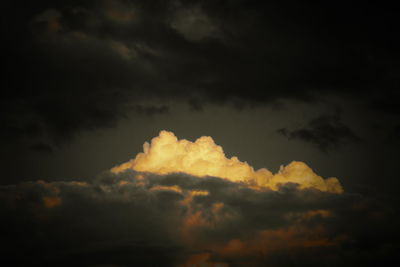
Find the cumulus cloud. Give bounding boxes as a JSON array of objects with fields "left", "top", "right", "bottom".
[
  {"left": 112, "top": 130, "right": 343, "bottom": 193},
  {"left": 0, "top": 131, "right": 397, "bottom": 266}
]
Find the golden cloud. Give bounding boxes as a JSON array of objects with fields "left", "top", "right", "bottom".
[{"left": 112, "top": 130, "right": 343, "bottom": 193}]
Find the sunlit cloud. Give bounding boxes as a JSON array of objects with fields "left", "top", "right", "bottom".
[
  {"left": 112, "top": 130, "right": 343, "bottom": 193},
  {"left": 2, "top": 132, "right": 394, "bottom": 266}
]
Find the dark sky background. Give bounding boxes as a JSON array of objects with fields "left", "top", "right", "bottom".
[{"left": 2, "top": 0, "right": 400, "bottom": 266}]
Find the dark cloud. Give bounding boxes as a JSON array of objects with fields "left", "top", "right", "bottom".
[
  {"left": 370, "top": 91, "right": 400, "bottom": 115},
  {"left": 278, "top": 113, "right": 361, "bottom": 152},
  {"left": 30, "top": 143, "right": 53, "bottom": 153},
  {"left": 130, "top": 104, "right": 169, "bottom": 116},
  {"left": 1, "top": 171, "right": 398, "bottom": 266},
  {"left": 2, "top": 2, "right": 399, "bottom": 265},
  {"left": 385, "top": 124, "right": 400, "bottom": 144},
  {"left": 2, "top": 0, "right": 399, "bottom": 143}
]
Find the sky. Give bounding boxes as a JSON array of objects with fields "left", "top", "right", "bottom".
[{"left": 2, "top": 0, "right": 400, "bottom": 266}]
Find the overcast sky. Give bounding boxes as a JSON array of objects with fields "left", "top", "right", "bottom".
[{"left": 2, "top": 1, "right": 400, "bottom": 266}]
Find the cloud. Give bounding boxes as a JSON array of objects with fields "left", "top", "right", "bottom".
[
  {"left": 3, "top": 0, "right": 399, "bottom": 144},
  {"left": 370, "top": 92, "right": 400, "bottom": 115},
  {"left": 1, "top": 170, "right": 397, "bottom": 266},
  {"left": 30, "top": 143, "right": 53, "bottom": 153},
  {"left": 130, "top": 104, "right": 169, "bottom": 116},
  {"left": 32, "top": 8, "right": 62, "bottom": 33},
  {"left": 101, "top": 0, "right": 141, "bottom": 25},
  {"left": 112, "top": 130, "right": 343, "bottom": 193},
  {"left": 169, "top": 5, "right": 220, "bottom": 42},
  {"left": 0, "top": 132, "right": 398, "bottom": 266},
  {"left": 278, "top": 113, "right": 361, "bottom": 152}
]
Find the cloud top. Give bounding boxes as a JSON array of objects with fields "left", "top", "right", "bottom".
[{"left": 112, "top": 130, "right": 343, "bottom": 193}]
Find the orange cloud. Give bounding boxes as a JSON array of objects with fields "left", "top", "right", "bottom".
[
  {"left": 178, "top": 253, "right": 228, "bottom": 267},
  {"left": 112, "top": 130, "right": 343, "bottom": 193},
  {"left": 42, "top": 196, "right": 62, "bottom": 208},
  {"left": 150, "top": 185, "right": 183, "bottom": 193},
  {"left": 214, "top": 225, "right": 348, "bottom": 262}
]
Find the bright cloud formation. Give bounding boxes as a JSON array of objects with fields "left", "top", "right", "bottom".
[
  {"left": 1, "top": 135, "right": 394, "bottom": 266},
  {"left": 112, "top": 130, "right": 343, "bottom": 193}
]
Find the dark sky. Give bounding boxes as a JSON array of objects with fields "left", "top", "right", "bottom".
[{"left": 2, "top": 1, "right": 400, "bottom": 266}]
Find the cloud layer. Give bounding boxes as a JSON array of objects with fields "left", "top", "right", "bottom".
[
  {"left": 1, "top": 170, "right": 397, "bottom": 266},
  {"left": 3, "top": 0, "right": 399, "bottom": 143}
]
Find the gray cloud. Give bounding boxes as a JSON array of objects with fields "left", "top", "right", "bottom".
[
  {"left": 3, "top": 0, "right": 399, "bottom": 144},
  {"left": 169, "top": 5, "right": 221, "bottom": 42},
  {"left": 278, "top": 113, "right": 361, "bottom": 152},
  {"left": 30, "top": 143, "right": 53, "bottom": 153},
  {"left": 1, "top": 170, "right": 398, "bottom": 266}
]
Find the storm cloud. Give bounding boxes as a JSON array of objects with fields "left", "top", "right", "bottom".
[
  {"left": 3, "top": 0, "right": 399, "bottom": 142},
  {"left": 1, "top": 170, "right": 398, "bottom": 266},
  {"left": 2, "top": 1, "right": 400, "bottom": 265}
]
